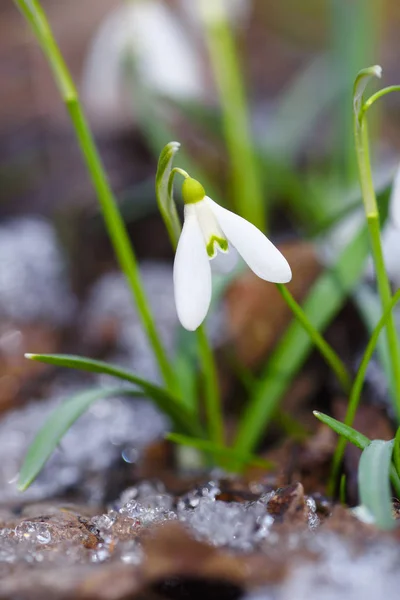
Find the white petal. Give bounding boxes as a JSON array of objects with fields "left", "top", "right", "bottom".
[
  {"left": 210, "top": 244, "right": 238, "bottom": 274},
  {"left": 173, "top": 209, "right": 212, "bottom": 330},
  {"left": 390, "top": 165, "right": 400, "bottom": 230},
  {"left": 193, "top": 199, "right": 227, "bottom": 257},
  {"left": 206, "top": 198, "right": 292, "bottom": 283}
]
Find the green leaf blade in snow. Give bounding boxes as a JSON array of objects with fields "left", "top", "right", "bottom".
[
  {"left": 18, "top": 386, "right": 141, "bottom": 491},
  {"left": 25, "top": 354, "right": 202, "bottom": 437},
  {"left": 359, "top": 439, "right": 395, "bottom": 531}
]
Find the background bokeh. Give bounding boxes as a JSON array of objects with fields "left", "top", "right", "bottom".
[{"left": 2, "top": 0, "right": 400, "bottom": 225}]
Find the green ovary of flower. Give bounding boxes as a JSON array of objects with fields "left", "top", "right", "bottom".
[
  {"left": 206, "top": 236, "right": 229, "bottom": 258},
  {"left": 182, "top": 177, "right": 206, "bottom": 205}
]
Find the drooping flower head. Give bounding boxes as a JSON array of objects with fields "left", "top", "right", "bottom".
[{"left": 173, "top": 177, "right": 292, "bottom": 330}]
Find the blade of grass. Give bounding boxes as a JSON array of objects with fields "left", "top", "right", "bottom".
[
  {"left": 166, "top": 433, "right": 273, "bottom": 470},
  {"left": 25, "top": 354, "right": 202, "bottom": 437},
  {"left": 197, "top": 326, "right": 225, "bottom": 445},
  {"left": 276, "top": 283, "right": 352, "bottom": 393},
  {"left": 313, "top": 411, "right": 370, "bottom": 450},
  {"left": 13, "top": 0, "right": 176, "bottom": 392},
  {"left": 234, "top": 223, "right": 370, "bottom": 456},
  {"left": 359, "top": 440, "right": 395, "bottom": 530},
  {"left": 18, "top": 386, "right": 141, "bottom": 491}
]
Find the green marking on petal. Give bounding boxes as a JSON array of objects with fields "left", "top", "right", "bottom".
[
  {"left": 182, "top": 178, "right": 206, "bottom": 205},
  {"left": 206, "top": 236, "right": 228, "bottom": 258}
]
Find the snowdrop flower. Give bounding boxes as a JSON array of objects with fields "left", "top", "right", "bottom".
[{"left": 174, "top": 178, "right": 292, "bottom": 330}]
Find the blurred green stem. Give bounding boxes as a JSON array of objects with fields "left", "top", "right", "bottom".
[
  {"left": 276, "top": 284, "right": 352, "bottom": 393},
  {"left": 353, "top": 113, "right": 400, "bottom": 420},
  {"left": 197, "top": 326, "right": 224, "bottom": 445},
  {"left": 330, "top": 0, "right": 380, "bottom": 183},
  {"left": 14, "top": 0, "right": 176, "bottom": 391},
  {"left": 198, "top": 0, "right": 266, "bottom": 230}
]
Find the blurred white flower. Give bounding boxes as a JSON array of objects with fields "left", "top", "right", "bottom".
[
  {"left": 81, "top": 0, "right": 205, "bottom": 129},
  {"left": 174, "top": 178, "right": 292, "bottom": 330},
  {"left": 182, "top": 0, "right": 251, "bottom": 29}
]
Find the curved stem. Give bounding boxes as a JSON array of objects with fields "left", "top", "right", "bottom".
[
  {"left": 363, "top": 85, "right": 400, "bottom": 116},
  {"left": 14, "top": 0, "right": 177, "bottom": 392},
  {"left": 328, "top": 288, "right": 400, "bottom": 496},
  {"left": 276, "top": 284, "right": 352, "bottom": 393},
  {"left": 170, "top": 168, "right": 190, "bottom": 181}
]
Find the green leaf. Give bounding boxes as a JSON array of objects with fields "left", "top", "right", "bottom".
[
  {"left": 394, "top": 427, "right": 400, "bottom": 478},
  {"left": 25, "top": 354, "right": 202, "bottom": 437},
  {"left": 18, "top": 386, "right": 141, "bottom": 491},
  {"left": 359, "top": 439, "right": 395, "bottom": 530},
  {"left": 314, "top": 412, "right": 400, "bottom": 500},
  {"left": 353, "top": 65, "right": 382, "bottom": 117},
  {"left": 166, "top": 433, "right": 274, "bottom": 470},
  {"left": 155, "top": 141, "right": 182, "bottom": 248},
  {"left": 173, "top": 352, "right": 198, "bottom": 415},
  {"left": 14, "top": 0, "right": 75, "bottom": 99},
  {"left": 313, "top": 411, "right": 370, "bottom": 450}
]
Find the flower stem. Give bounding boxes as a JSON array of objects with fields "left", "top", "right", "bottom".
[
  {"left": 14, "top": 0, "right": 176, "bottom": 391},
  {"left": 198, "top": 0, "right": 266, "bottom": 231},
  {"left": 354, "top": 112, "right": 400, "bottom": 420},
  {"left": 328, "top": 287, "right": 400, "bottom": 496},
  {"left": 276, "top": 284, "right": 352, "bottom": 393},
  {"left": 363, "top": 85, "right": 400, "bottom": 115},
  {"left": 197, "top": 326, "right": 224, "bottom": 445}
]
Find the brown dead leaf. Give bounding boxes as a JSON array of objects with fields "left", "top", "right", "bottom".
[
  {"left": 0, "top": 322, "right": 59, "bottom": 413},
  {"left": 141, "top": 521, "right": 287, "bottom": 589},
  {"left": 225, "top": 241, "right": 321, "bottom": 368}
]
